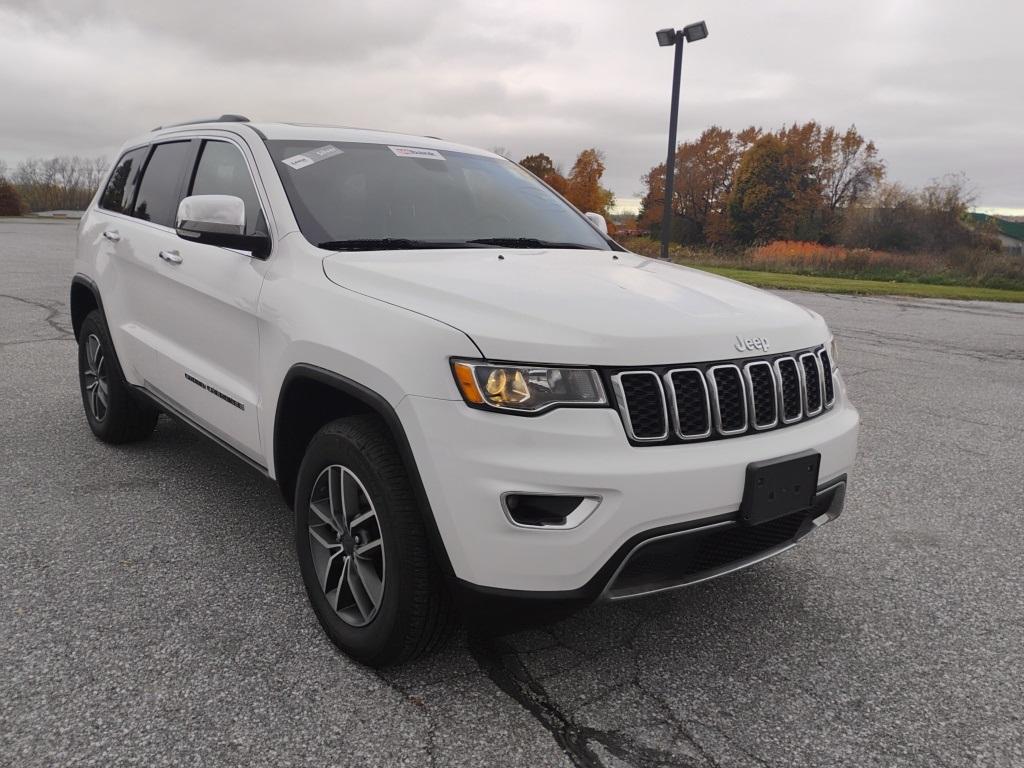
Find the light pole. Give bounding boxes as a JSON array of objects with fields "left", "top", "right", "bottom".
[{"left": 656, "top": 21, "right": 708, "bottom": 259}]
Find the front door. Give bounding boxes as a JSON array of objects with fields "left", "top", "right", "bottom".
[{"left": 139, "top": 137, "right": 271, "bottom": 460}]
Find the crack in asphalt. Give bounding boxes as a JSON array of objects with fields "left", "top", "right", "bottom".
[
  {"left": 0, "top": 293, "right": 74, "bottom": 341},
  {"left": 839, "top": 327, "right": 1024, "bottom": 364},
  {"left": 469, "top": 632, "right": 699, "bottom": 768},
  {"left": 376, "top": 673, "right": 440, "bottom": 768}
]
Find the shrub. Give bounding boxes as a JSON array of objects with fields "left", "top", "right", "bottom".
[{"left": 0, "top": 179, "right": 26, "bottom": 216}]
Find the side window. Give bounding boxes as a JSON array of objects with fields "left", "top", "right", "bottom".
[
  {"left": 189, "top": 141, "right": 266, "bottom": 236},
  {"left": 133, "top": 141, "right": 191, "bottom": 227},
  {"left": 99, "top": 147, "right": 147, "bottom": 214}
]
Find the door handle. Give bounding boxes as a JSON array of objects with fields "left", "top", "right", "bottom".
[
  {"left": 158, "top": 250, "right": 183, "bottom": 265},
  {"left": 102, "top": 230, "right": 120, "bottom": 242}
]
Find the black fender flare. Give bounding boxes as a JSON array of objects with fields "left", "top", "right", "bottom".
[
  {"left": 274, "top": 363, "right": 455, "bottom": 576},
  {"left": 70, "top": 274, "right": 105, "bottom": 340}
]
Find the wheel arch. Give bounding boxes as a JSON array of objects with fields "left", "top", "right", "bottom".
[
  {"left": 70, "top": 274, "right": 103, "bottom": 341},
  {"left": 273, "top": 363, "right": 454, "bottom": 575}
]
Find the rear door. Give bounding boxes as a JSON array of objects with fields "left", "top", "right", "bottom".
[
  {"left": 109, "top": 139, "right": 195, "bottom": 393},
  {"left": 91, "top": 145, "right": 154, "bottom": 382},
  {"left": 140, "top": 137, "right": 271, "bottom": 460}
]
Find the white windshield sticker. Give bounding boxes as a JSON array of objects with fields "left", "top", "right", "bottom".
[
  {"left": 282, "top": 145, "right": 343, "bottom": 170},
  {"left": 388, "top": 145, "right": 445, "bottom": 160}
]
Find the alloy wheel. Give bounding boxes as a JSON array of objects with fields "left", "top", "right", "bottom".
[
  {"left": 83, "top": 333, "right": 110, "bottom": 422},
  {"left": 307, "top": 465, "right": 386, "bottom": 627}
]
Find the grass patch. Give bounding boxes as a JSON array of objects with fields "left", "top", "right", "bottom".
[
  {"left": 693, "top": 266, "right": 1024, "bottom": 303},
  {"left": 621, "top": 237, "right": 1024, "bottom": 292}
]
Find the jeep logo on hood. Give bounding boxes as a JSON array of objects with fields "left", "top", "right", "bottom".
[{"left": 734, "top": 335, "right": 770, "bottom": 353}]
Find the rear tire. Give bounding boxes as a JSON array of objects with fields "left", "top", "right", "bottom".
[
  {"left": 294, "top": 415, "right": 453, "bottom": 667},
  {"left": 77, "top": 310, "right": 159, "bottom": 444}
]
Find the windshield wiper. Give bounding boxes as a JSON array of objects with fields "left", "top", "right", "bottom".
[
  {"left": 466, "top": 237, "right": 594, "bottom": 250},
  {"left": 317, "top": 238, "right": 486, "bottom": 251}
]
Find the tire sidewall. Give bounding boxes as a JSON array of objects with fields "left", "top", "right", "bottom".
[
  {"left": 77, "top": 312, "right": 116, "bottom": 436},
  {"left": 294, "top": 427, "right": 409, "bottom": 665}
]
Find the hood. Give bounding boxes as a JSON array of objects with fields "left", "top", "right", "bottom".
[{"left": 322, "top": 248, "right": 828, "bottom": 366}]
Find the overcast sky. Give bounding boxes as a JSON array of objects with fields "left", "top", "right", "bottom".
[{"left": 2, "top": 0, "right": 1021, "bottom": 212}]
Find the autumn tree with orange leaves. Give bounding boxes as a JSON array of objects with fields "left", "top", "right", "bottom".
[
  {"left": 639, "top": 122, "right": 884, "bottom": 245},
  {"left": 638, "top": 126, "right": 760, "bottom": 244},
  {"left": 566, "top": 149, "right": 615, "bottom": 219},
  {"left": 519, "top": 149, "right": 615, "bottom": 224}
]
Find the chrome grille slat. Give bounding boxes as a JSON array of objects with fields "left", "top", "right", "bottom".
[
  {"left": 707, "top": 365, "right": 747, "bottom": 436},
  {"left": 611, "top": 371, "right": 668, "bottom": 442},
  {"left": 664, "top": 368, "right": 712, "bottom": 440},
  {"left": 799, "top": 352, "right": 824, "bottom": 417},
  {"left": 774, "top": 356, "right": 803, "bottom": 424},
  {"left": 818, "top": 349, "right": 836, "bottom": 408},
  {"left": 743, "top": 360, "right": 778, "bottom": 430}
]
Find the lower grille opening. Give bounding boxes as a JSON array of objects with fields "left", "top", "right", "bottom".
[
  {"left": 607, "top": 509, "right": 814, "bottom": 598},
  {"left": 504, "top": 494, "right": 584, "bottom": 527}
]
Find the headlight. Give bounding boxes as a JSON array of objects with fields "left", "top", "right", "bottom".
[
  {"left": 451, "top": 360, "right": 607, "bottom": 413},
  {"left": 828, "top": 336, "right": 839, "bottom": 369}
]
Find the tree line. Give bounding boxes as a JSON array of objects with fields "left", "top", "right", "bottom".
[
  {"left": 0, "top": 138, "right": 995, "bottom": 259},
  {"left": 0, "top": 156, "right": 109, "bottom": 214},
  {"left": 635, "top": 122, "right": 992, "bottom": 254}
]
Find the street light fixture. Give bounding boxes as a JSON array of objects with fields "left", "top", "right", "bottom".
[{"left": 655, "top": 21, "right": 708, "bottom": 259}]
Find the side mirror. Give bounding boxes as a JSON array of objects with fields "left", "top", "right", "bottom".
[
  {"left": 584, "top": 211, "right": 609, "bottom": 236},
  {"left": 176, "top": 194, "right": 269, "bottom": 258}
]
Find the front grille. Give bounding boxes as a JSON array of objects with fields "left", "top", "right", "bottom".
[{"left": 609, "top": 345, "right": 834, "bottom": 446}]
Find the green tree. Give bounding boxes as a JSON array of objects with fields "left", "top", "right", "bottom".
[
  {"left": 519, "top": 152, "right": 569, "bottom": 196},
  {"left": 727, "top": 135, "right": 818, "bottom": 243},
  {"left": 519, "top": 153, "right": 557, "bottom": 179}
]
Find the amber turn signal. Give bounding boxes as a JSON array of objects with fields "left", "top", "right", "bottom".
[{"left": 452, "top": 361, "right": 484, "bottom": 404}]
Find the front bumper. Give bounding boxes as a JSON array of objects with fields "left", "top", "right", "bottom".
[
  {"left": 398, "top": 377, "right": 859, "bottom": 594},
  {"left": 449, "top": 477, "right": 845, "bottom": 630}
]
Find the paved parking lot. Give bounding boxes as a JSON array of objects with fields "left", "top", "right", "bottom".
[{"left": 2, "top": 217, "right": 1022, "bottom": 767}]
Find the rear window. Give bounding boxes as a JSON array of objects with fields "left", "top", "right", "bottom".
[
  {"left": 133, "top": 141, "right": 191, "bottom": 227},
  {"left": 99, "top": 147, "right": 147, "bottom": 214},
  {"left": 266, "top": 140, "right": 611, "bottom": 251}
]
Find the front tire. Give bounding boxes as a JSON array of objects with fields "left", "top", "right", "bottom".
[
  {"left": 77, "top": 310, "right": 159, "bottom": 443},
  {"left": 294, "top": 415, "right": 452, "bottom": 667}
]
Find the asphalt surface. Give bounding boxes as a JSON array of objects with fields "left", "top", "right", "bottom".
[{"left": 2, "top": 217, "right": 1022, "bottom": 768}]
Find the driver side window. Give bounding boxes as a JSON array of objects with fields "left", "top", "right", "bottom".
[{"left": 188, "top": 141, "right": 266, "bottom": 236}]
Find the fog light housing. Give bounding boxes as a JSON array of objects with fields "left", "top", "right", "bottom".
[{"left": 501, "top": 493, "right": 601, "bottom": 529}]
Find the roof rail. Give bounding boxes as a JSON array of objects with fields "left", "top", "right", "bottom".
[{"left": 152, "top": 114, "right": 250, "bottom": 131}]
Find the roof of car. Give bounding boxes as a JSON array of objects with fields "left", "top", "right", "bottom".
[{"left": 143, "top": 117, "right": 495, "bottom": 158}]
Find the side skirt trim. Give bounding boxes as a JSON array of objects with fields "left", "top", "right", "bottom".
[{"left": 133, "top": 384, "right": 269, "bottom": 476}]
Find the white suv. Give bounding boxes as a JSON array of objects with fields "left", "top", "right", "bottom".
[{"left": 71, "top": 116, "right": 859, "bottom": 666}]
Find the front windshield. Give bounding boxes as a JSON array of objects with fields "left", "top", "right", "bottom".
[{"left": 266, "top": 140, "right": 612, "bottom": 251}]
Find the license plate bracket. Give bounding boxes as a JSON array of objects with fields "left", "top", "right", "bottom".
[{"left": 740, "top": 451, "right": 820, "bottom": 526}]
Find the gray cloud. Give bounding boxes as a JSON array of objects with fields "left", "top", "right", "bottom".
[{"left": 1, "top": 0, "right": 1021, "bottom": 209}]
